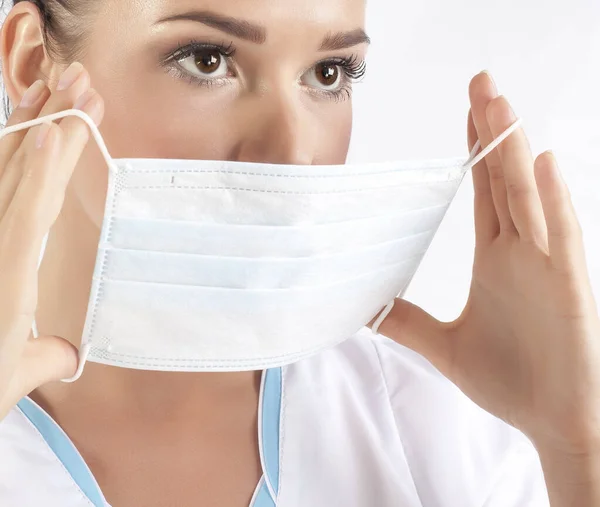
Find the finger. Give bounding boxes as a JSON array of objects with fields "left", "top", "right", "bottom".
[
  {"left": 0, "top": 63, "right": 90, "bottom": 220},
  {"left": 17, "top": 335, "right": 79, "bottom": 393},
  {"left": 0, "top": 81, "right": 51, "bottom": 218},
  {"left": 0, "top": 80, "right": 50, "bottom": 175},
  {"left": 0, "top": 122, "right": 83, "bottom": 394},
  {"left": 469, "top": 72, "right": 517, "bottom": 236},
  {"left": 367, "top": 298, "right": 454, "bottom": 378},
  {"left": 534, "top": 151, "right": 585, "bottom": 275},
  {"left": 58, "top": 87, "right": 105, "bottom": 171},
  {"left": 0, "top": 124, "right": 65, "bottom": 372},
  {"left": 22, "top": 64, "right": 102, "bottom": 182},
  {"left": 487, "top": 96, "right": 548, "bottom": 249},
  {"left": 20, "top": 62, "right": 90, "bottom": 153},
  {"left": 468, "top": 107, "right": 499, "bottom": 243},
  {"left": 0, "top": 81, "right": 101, "bottom": 358},
  {"left": 1, "top": 122, "right": 64, "bottom": 280},
  {"left": 0, "top": 333, "right": 77, "bottom": 420}
]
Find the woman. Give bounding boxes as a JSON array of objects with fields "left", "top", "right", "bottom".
[{"left": 0, "top": 0, "right": 598, "bottom": 506}]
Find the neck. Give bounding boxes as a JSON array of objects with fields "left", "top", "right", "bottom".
[{"left": 33, "top": 189, "right": 261, "bottom": 420}]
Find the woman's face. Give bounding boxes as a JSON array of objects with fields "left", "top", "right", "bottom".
[{"left": 67, "top": 0, "right": 369, "bottom": 226}]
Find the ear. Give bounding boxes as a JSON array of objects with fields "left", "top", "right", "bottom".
[{"left": 0, "top": 1, "right": 55, "bottom": 108}]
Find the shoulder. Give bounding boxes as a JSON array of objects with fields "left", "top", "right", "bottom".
[
  {"left": 291, "top": 328, "right": 550, "bottom": 506},
  {"left": 372, "top": 333, "right": 549, "bottom": 505}
]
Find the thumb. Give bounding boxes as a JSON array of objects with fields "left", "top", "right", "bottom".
[
  {"left": 367, "top": 298, "right": 455, "bottom": 377},
  {"left": 18, "top": 335, "right": 79, "bottom": 392}
]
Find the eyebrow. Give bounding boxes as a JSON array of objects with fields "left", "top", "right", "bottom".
[
  {"left": 155, "top": 11, "right": 370, "bottom": 50},
  {"left": 319, "top": 29, "right": 371, "bottom": 51},
  {"left": 156, "top": 11, "right": 266, "bottom": 44}
]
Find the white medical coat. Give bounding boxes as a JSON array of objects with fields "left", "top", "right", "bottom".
[{"left": 0, "top": 328, "right": 551, "bottom": 506}]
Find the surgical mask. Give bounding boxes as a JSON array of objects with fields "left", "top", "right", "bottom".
[{"left": 0, "top": 110, "right": 522, "bottom": 381}]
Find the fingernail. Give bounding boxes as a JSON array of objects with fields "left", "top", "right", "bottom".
[
  {"left": 74, "top": 88, "right": 102, "bottom": 124},
  {"left": 19, "top": 80, "right": 46, "bottom": 108},
  {"left": 36, "top": 122, "right": 52, "bottom": 148},
  {"left": 57, "top": 62, "right": 84, "bottom": 91},
  {"left": 481, "top": 69, "right": 497, "bottom": 93}
]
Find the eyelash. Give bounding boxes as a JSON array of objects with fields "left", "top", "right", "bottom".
[
  {"left": 160, "top": 39, "right": 367, "bottom": 101},
  {"left": 311, "top": 54, "right": 367, "bottom": 102},
  {"left": 160, "top": 40, "right": 237, "bottom": 89}
]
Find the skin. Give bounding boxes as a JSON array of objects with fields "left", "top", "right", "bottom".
[
  {"left": 0, "top": 0, "right": 599, "bottom": 506},
  {"left": 0, "top": 0, "right": 364, "bottom": 505}
]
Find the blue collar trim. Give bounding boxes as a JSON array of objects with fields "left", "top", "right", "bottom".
[
  {"left": 250, "top": 476, "right": 276, "bottom": 507},
  {"left": 16, "top": 366, "right": 283, "bottom": 507},
  {"left": 260, "top": 367, "right": 282, "bottom": 503},
  {"left": 17, "top": 396, "right": 106, "bottom": 506}
]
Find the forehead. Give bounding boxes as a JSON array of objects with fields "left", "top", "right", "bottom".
[{"left": 117, "top": 0, "right": 367, "bottom": 39}]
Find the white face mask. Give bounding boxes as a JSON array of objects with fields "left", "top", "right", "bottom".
[{"left": 0, "top": 110, "right": 522, "bottom": 381}]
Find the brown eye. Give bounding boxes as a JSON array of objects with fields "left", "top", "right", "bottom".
[
  {"left": 177, "top": 48, "right": 230, "bottom": 79},
  {"left": 194, "top": 50, "right": 221, "bottom": 74},
  {"left": 302, "top": 62, "right": 344, "bottom": 93},
  {"left": 315, "top": 63, "right": 340, "bottom": 87}
]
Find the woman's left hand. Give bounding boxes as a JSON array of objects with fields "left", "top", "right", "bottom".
[{"left": 368, "top": 70, "right": 600, "bottom": 456}]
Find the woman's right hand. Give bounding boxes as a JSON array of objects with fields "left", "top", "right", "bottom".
[{"left": 0, "top": 62, "right": 104, "bottom": 420}]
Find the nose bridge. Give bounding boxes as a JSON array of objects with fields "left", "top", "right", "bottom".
[{"left": 234, "top": 87, "right": 315, "bottom": 165}]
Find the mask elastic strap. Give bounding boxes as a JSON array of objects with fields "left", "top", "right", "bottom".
[
  {"left": 0, "top": 108, "right": 117, "bottom": 171},
  {"left": 0, "top": 109, "right": 115, "bottom": 382},
  {"left": 371, "top": 116, "right": 523, "bottom": 336},
  {"left": 464, "top": 117, "right": 523, "bottom": 170}
]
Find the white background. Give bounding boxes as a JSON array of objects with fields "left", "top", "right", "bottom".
[{"left": 349, "top": 0, "right": 600, "bottom": 321}]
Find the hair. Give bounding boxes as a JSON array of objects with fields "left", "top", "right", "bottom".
[{"left": 1, "top": 0, "right": 94, "bottom": 119}]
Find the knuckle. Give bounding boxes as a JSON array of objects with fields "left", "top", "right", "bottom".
[
  {"left": 69, "top": 118, "right": 91, "bottom": 144},
  {"left": 548, "top": 256, "right": 577, "bottom": 279},
  {"left": 46, "top": 122, "right": 64, "bottom": 146},
  {"left": 505, "top": 181, "right": 532, "bottom": 200},
  {"left": 488, "top": 95, "right": 505, "bottom": 110},
  {"left": 519, "top": 234, "right": 539, "bottom": 248},
  {"left": 487, "top": 163, "right": 504, "bottom": 181},
  {"left": 546, "top": 211, "right": 583, "bottom": 242},
  {"left": 546, "top": 222, "right": 574, "bottom": 241}
]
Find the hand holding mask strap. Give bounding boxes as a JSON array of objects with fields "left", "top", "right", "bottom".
[
  {"left": 371, "top": 116, "right": 524, "bottom": 336},
  {"left": 0, "top": 108, "right": 117, "bottom": 171},
  {"left": 0, "top": 109, "right": 525, "bottom": 374},
  {"left": 0, "top": 109, "right": 117, "bottom": 382}
]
